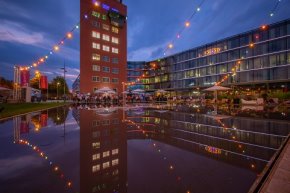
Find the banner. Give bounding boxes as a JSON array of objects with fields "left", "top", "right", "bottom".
[
  {"left": 20, "top": 70, "right": 30, "bottom": 86},
  {"left": 20, "top": 121, "right": 29, "bottom": 134},
  {"left": 40, "top": 113, "right": 48, "bottom": 127},
  {"left": 39, "top": 76, "right": 48, "bottom": 89}
]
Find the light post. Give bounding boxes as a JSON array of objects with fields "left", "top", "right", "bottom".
[
  {"left": 57, "top": 82, "right": 60, "bottom": 100},
  {"left": 60, "top": 61, "right": 67, "bottom": 102}
]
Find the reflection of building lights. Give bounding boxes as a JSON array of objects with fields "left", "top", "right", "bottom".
[
  {"left": 54, "top": 166, "right": 59, "bottom": 171},
  {"left": 205, "top": 146, "right": 222, "bottom": 154}
]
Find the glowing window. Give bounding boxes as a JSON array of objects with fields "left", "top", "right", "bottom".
[
  {"left": 102, "top": 45, "right": 110, "bottom": 52},
  {"left": 103, "top": 161, "right": 110, "bottom": 169},
  {"left": 103, "top": 151, "right": 110, "bottom": 158},
  {"left": 92, "top": 153, "right": 100, "bottom": 160},
  {"left": 112, "top": 47, "right": 118, "bottom": 54},
  {"left": 112, "top": 37, "right": 119, "bottom": 44},
  {"left": 92, "top": 53, "right": 100, "bottom": 61},
  {"left": 92, "top": 164, "right": 100, "bottom": 172},
  {"left": 92, "top": 31, "right": 100, "bottom": 39},
  {"left": 102, "top": 34, "right": 110, "bottom": 41},
  {"left": 112, "top": 159, "right": 119, "bottom": 166},
  {"left": 92, "top": 65, "right": 100, "bottom": 72},
  {"left": 92, "top": 142, "right": 100, "bottom": 149},
  {"left": 112, "top": 27, "right": 119, "bottom": 34},
  {"left": 92, "top": 42, "right": 100, "bottom": 49},
  {"left": 112, "top": 149, "right": 119, "bottom": 155}
]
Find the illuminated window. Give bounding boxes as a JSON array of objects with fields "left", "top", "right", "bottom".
[
  {"left": 112, "top": 68, "right": 119, "bottom": 74},
  {"left": 103, "top": 161, "right": 110, "bottom": 169},
  {"left": 112, "top": 159, "right": 119, "bottom": 166},
  {"left": 103, "top": 151, "right": 110, "bottom": 158},
  {"left": 102, "top": 56, "right": 110, "bottom": 62},
  {"left": 92, "top": 65, "right": 100, "bottom": 71},
  {"left": 112, "top": 37, "right": 119, "bottom": 44},
  {"left": 92, "top": 164, "right": 100, "bottom": 172},
  {"left": 92, "top": 76, "right": 100, "bottom": 82},
  {"left": 92, "top": 142, "right": 100, "bottom": 149},
  {"left": 112, "top": 47, "right": 119, "bottom": 54},
  {"left": 92, "top": 11, "right": 101, "bottom": 18},
  {"left": 112, "top": 78, "right": 119, "bottom": 84},
  {"left": 92, "top": 153, "right": 100, "bottom": 160},
  {"left": 102, "top": 14, "right": 107, "bottom": 20},
  {"left": 102, "top": 24, "right": 110, "bottom": 31},
  {"left": 102, "top": 77, "right": 110, "bottom": 83},
  {"left": 102, "top": 45, "right": 110, "bottom": 52},
  {"left": 112, "top": 27, "right": 119, "bottom": 34},
  {"left": 112, "top": 58, "right": 119, "bottom": 64},
  {"left": 92, "top": 31, "right": 100, "bottom": 39},
  {"left": 92, "top": 53, "right": 100, "bottom": 61},
  {"left": 102, "top": 66, "right": 110, "bottom": 73},
  {"left": 92, "top": 42, "right": 100, "bottom": 49},
  {"left": 102, "top": 34, "right": 110, "bottom": 41},
  {"left": 112, "top": 148, "right": 119, "bottom": 155}
]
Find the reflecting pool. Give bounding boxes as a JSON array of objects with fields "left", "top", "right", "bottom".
[{"left": 0, "top": 105, "right": 289, "bottom": 193}]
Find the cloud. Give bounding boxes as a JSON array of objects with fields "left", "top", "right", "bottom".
[
  {"left": 128, "top": 43, "right": 166, "bottom": 61},
  {"left": 128, "top": 18, "right": 145, "bottom": 48},
  {"left": 0, "top": 20, "right": 45, "bottom": 45},
  {"left": 0, "top": 1, "right": 32, "bottom": 19}
]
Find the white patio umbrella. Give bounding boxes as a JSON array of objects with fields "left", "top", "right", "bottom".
[
  {"left": 107, "top": 90, "right": 116, "bottom": 94},
  {"left": 132, "top": 89, "right": 145, "bottom": 93},
  {"left": 98, "top": 87, "right": 113, "bottom": 92},
  {"left": 203, "top": 85, "right": 231, "bottom": 103},
  {"left": 122, "top": 91, "right": 130, "bottom": 94},
  {"left": 155, "top": 89, "right": 167, "bottom": 93}
]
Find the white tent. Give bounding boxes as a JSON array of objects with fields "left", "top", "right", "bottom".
[
  {"left": 203, "top": 85, "right": 231, "bottom": 103},
  {"left": 95, "top": 87, "right": 115, "bottom": 94},
  {"left": 0, "top": 87, "right": 11, "bottom": 91}
]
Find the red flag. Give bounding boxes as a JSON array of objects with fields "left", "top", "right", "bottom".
[
  {"left": 20, "top": 70, "right": 30, "bottom": 86},
  {"left": 39, "top": 76, "right": 48, "bottom": 89}
]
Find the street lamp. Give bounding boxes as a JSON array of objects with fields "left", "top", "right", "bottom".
[{"left": 57, "top": 82, "right": 60, "bottom": 100}]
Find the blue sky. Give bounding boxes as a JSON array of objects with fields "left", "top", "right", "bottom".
[{"left": 0, "top": 0, "right": 290, "bottom": 88}]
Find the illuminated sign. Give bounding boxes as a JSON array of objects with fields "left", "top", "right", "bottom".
[
  {"left": 204, "top": 48, "right": 221, "bottom": 56},
  {"left": 205, "top": 146, "right": 222, "bottom": 154}
]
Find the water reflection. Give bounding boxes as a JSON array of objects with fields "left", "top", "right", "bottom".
[{"left": 0, "top": 105, "right": 289, "bottom": 193}]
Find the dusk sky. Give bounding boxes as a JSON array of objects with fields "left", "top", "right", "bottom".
[{"left": 0, "top": 0, "right": 290, "bottom": 88}]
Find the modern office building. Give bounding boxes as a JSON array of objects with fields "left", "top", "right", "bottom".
[
  {"left": 127, "top": 61, "right": 146, "bottom": 90},
  {"left": 127, "top": 19, "right": 290, "bottom": 95},
  {"left": 72, "top": 74, "right": 80, "bottom": 94},
  {"left": 80, "top": 0, "right": 127, "bottom": 94}
]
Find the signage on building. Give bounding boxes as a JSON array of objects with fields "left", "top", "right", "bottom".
[
  {"left": 20, "top": 70, "right": 30, "bottom": 86},
  {"left": 39, "top": 76, "right": 48, "bottom": 89}
]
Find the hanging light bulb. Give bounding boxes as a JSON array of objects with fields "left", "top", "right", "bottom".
[
  {"left": 168, "top": 43, "right": 173, "bottom": 49},
  {"left": 185, "top": 21, "right": 190, "bottom": 27},
  {"left": 54, "top": 45, "right": 60, "bottom": 51},
  {"left": 67, "top": 32, "right": 73, "bottom": 39},
  {"left": 270, "top": 13, "right": 274, "bottom": 17},
  {"left": 197, "top": 7, "right": 201, "bottom": 11}
]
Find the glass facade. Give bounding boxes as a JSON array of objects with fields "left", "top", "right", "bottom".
[
  {"left": 127, "top": 61, "right": 147, "bottom": 90},
  {"left": 128, "top": 19, "right": 290, "bottom": 92}
]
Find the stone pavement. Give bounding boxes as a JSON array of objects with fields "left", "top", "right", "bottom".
[{"left": 260, "top": 137, "right": 290, "bottom": 193}]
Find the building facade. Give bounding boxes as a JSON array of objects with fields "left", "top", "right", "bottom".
[
  {"left": 80, "top": 0, "right": 127, "bottom": 94},
  {"left": 128, "top": 19, "right": 290, "bottom": 95},
  {"left": 127, "top": 61, "right": 146, "bottom": 90}
]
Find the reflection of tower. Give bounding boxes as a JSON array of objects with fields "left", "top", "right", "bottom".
[
  {"left": 13, "top": 66, "right": 21, "bottom": 100},
  {"left": 13, "top": 116, "right": 21, "bottom": 142},
  {"left": 80, "top": 108, "right": 127, "bottom": 193}
]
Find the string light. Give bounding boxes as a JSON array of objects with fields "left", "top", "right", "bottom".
[
  {"left": 168, "top": 44, "right": 174, "bottom": 49},
  {"left": 53, "top": 45, "right": 60, "bottom": 51},
  {"left": 185, "top": 21, "right": 190, "bottom": 27},
  {"left": 197, "top": 7, "right": 201, "bottom": 11}
]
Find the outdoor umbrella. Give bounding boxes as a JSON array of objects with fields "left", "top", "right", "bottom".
[
  {"left": 155, "top": 89, "right": 167, "bottom": 93},
  {"left": 132, "top": 89, "right": 145, "bottom": 93},
  {"left": 122, "top": 91, "right": 130, "bottom": 94},
  {"left": 203, "top": 85, "right": 231, "bottom": 103}
]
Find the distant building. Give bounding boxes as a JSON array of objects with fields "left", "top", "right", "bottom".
[
  {"left": 72, "top": 74, "right": 80, "bottom": 94},
  {"left": 127, "top": 61, "right": 147, "bottom": 90},
  {"left": 80, "top": 0, "right": 127, "bottom": 94}
]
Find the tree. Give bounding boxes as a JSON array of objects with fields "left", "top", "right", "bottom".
[
  {"left": 0, "top": 77, "right": 13, "bottom": 89},
  {"left": 48, "top": 76, "right": 69, "bottom": 97}
]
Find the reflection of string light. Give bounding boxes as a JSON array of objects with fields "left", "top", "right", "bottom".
[{"left": 16, "top": 139, "right": 73, "bottom": 189}]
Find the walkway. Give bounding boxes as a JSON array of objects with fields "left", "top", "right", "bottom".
[{"left": 260, "top": 136, "right": 290, "bottom": 193}]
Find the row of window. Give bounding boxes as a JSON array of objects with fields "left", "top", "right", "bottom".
[
  {"left": 92, "top": 159, "right": 119, "bottom": 173},
  {"left": 92, "top": 31, "right": 119, "bottom": 44},
  {"left": 91, "top": 20, "right": 119, "bottom": 34},
  {"left": 92, "top": 54, "right": 119, "bottom": 63},
  {"left": 93, "top": 65, "right": 119, "bottom": 74},
  {"left": 92, "top": 119, "right": 120, "bottom": 127},
  {"left": 92, "top": 149, "right": 119, "bottom": 161},
  {"left": 92, "top": 76, "right": 119, "bottom": 83},
  {"left": 160, "top": 22, "right": 290, "bottom": 64},
  {"left": 92, "top": 43, "right": 119, "bottom": 53}
]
